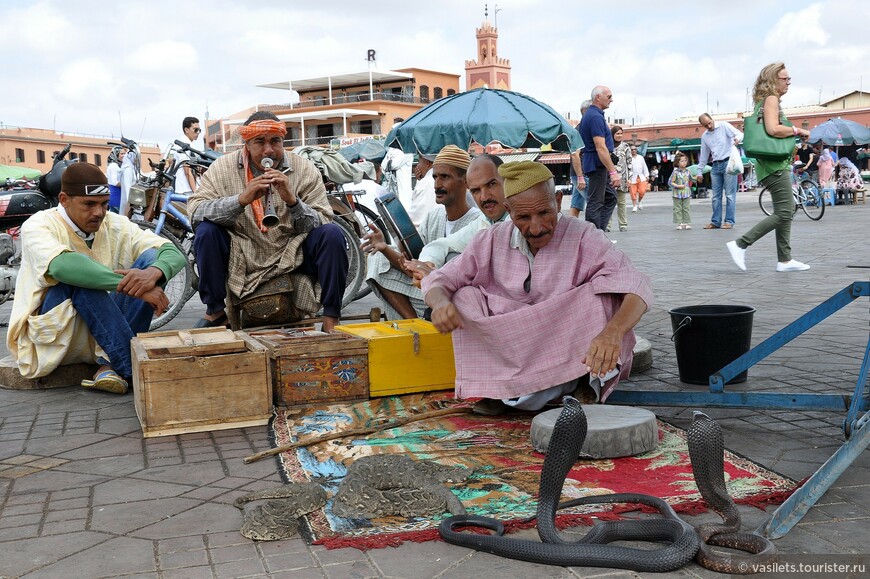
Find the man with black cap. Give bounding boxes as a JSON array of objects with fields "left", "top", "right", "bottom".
[
  {"left": 422, "top": 161, "right": 651, "bottom": 414},
  {"left": 7, "top": 162, "right": 187, "bottom": 394}
]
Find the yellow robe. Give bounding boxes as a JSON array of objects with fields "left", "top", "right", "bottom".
[{"left": 7, "top": 209, "right": 168, "bottom": 378}]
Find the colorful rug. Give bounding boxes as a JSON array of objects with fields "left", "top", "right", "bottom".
[{"left": 270, "top": 393, "right": 797, "bottom": 550}]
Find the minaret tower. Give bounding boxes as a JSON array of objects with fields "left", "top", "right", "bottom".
[{"left": 464, "top": 4, "right": 511, "bottom": 91}]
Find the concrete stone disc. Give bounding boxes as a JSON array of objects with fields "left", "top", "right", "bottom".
[
  {"left": 530, "top": 405, "right": 658, "bottom": 459},
  {"left": 630, "top": 336, "right": 653, "bottom": 375}
]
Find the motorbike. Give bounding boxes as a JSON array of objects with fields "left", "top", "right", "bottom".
[{"left": 0, "top": 144, "right": 77, "bottom": 304}]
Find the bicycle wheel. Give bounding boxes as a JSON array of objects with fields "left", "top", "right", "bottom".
[
  {"left": 798, "top": 179, "right": 825, "bottom": 221},
  {"left": 333, "top": 216, "right": 365, "bottom": 308},
  {"left": 348, "top": 204, "right": 390, "bottom": 300},
  {"left": 758, "top": 188, "right": 774, "bottom": 216},
  {"left": 137, "top": 221, "right": 195, "bottom": 330},
  {"left": 354, "top": 203, "right": 392, "bottom": 245}
]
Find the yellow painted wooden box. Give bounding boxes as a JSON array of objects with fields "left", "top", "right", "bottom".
[
  {"left": 132, "top": 327, "right": 272, "bottom": 438},
  {"left": 335, "top": 319, "right": 455, "bottom": 397},
  {"left": 242, "top": 328, "right": 369, "bottom": 407}
]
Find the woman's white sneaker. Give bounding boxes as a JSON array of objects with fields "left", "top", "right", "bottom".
[
  {"left": 776, "top": 260, "right": 810, "bottom": 272},
  {"left": 726, "top": 241, "right": 747, "bottom": 271}
]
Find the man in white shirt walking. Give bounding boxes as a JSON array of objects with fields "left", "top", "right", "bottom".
[{"left": 697, "top": 113, "right": 743, "bottom": 229}]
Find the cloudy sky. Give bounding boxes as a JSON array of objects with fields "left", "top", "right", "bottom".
[{"left": 2, "top": 0, "right": 867, "bottom": 149}]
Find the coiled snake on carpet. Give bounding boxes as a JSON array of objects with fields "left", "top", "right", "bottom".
[{"left": 439, "top": 397, "right": 776, "bottom": 574}]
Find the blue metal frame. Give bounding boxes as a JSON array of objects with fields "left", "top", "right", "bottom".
[
  {"left": 608, "top": 281, "right": 870, "bottom": 539},
  {"left": 609, "top": 282, "right": 869, "bottom": 417},
  {"left": 154, "top": 190, "right": 192, "bottom": 237}
]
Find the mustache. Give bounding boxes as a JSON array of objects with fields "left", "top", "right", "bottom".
[
  {"left": 435, "top": 188, "right": 448, "bottom": 195},
  {"left": 524, "top": 230, "right": 551, "bottom": 239}
]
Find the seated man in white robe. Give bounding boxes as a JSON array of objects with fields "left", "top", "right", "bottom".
[
  {"left": 7, "top": 163, "right": 186, "bottom": 394},
  {"left": 362, "top": 145, "right": 480, "bottom": 320}
]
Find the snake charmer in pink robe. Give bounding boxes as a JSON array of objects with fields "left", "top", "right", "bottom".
[{"left": 422, "top": 216, "right": 653, "bottom": 402}]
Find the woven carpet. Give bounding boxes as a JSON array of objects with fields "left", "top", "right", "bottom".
[{"left": 270, "top": 393, "right": 796, "bottom": 550}]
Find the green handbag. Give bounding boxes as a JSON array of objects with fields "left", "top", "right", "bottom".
[{"left": 743, "top": 102, "right": 796, "bottom": 161}]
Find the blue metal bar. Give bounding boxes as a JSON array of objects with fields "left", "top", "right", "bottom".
[
  {"left": 845, "top": 338, "right": 870, "bottom": 437},
  {"left": 709, "top": 283, "right": 866, "bottom": 391},
  {"left": 606, "top": 390, "right": 866, "bottom": 412},
  {"left": 758, "top": 408, "right": 870, "bottom": 539}
]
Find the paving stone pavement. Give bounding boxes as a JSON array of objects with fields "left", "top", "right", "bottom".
[{"left": 1, "top": 189, "right": 868, "bottom": 578}]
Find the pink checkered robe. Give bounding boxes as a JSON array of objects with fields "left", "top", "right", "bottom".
[{"left": 421, "top": 216, "right": 653, "bottom": 401}]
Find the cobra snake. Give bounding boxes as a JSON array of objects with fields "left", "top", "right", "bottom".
[{"left": 439, "top": 397, "right": 777, "bottom": 574}]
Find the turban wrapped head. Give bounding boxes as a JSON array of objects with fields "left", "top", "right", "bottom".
[{"left": 238, "top": 119, "right": 288, "bottom": 141}]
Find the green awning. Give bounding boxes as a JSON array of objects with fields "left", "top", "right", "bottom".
[
  {"left": 645, "top": 138, "right": 702, "bottom": 153},
  {"left": 0, "top": 164, "right": 41, "bottom": 180}
]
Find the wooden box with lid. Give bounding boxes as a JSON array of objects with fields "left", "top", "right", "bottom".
[
  {"left": 132, "top": 327, "right": 272, "bottom": 438},
  {"left": 242, "top": 328, "right": 369, "bottom": 407}
]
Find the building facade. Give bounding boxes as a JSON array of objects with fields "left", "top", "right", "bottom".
[
  {"left": 0, "top": 126, "right": 162, "bottom": 175},
  {"left": 206, "top": 68, "right": 460, "bottom": 151}
]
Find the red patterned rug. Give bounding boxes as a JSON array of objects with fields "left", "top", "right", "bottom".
[{"left": 270, "top": 393, "right": 796, "bottom": 550}]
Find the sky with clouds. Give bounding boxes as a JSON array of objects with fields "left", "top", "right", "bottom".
[{"left": 1, "top": 0, "right": 867, "bottom": 149}]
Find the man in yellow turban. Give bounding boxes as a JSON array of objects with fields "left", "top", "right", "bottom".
[
  {"left": 188, "top": 111, "right": 348, "bottom": 331},
  {"left": 422, "top": 161, "right": 652, "bottom": 414},
  {"left": 361, "top": 144, "right": 480, "bottom": 319}
]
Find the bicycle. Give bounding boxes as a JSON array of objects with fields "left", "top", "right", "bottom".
[
  {"left": 130, "top": 153, "right": 198, "bottom": 329},
  {"left": 758, "top": 174, "right": 825, "bottom": 221},
  {"left": 325, "top": 182, "right": 391, "bottom": 301}
]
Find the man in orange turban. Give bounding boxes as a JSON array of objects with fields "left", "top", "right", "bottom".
[{"left": 188, "top": 111, "right": 348, "bottom": 331}]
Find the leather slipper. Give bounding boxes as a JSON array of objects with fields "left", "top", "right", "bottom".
[
  {"left": 81, "top": 370, "right": 129, "bottom": 395},
  {"left": 722, "top": 223, "right": 733, "bottom": 229},
  {"left": 194, "top": 312, "right": 229, "bottom": 328},
  {"left": 703, "top": 223, "right": 719, "bottom": 229}
]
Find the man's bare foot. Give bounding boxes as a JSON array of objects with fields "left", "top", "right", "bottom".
[{"left": 321, "top": 316, "right": 340, "bottom": 333}]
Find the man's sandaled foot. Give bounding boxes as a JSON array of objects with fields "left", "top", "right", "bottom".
[
  {"left": 194, "top": 312, "right": 229, "bottom": 328},
  {"left": 81, "top": 369, "right": 129, "bottom": 395}
]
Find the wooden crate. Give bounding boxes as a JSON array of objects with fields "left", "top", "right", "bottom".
[
  {"left": 242, "top": 329, "right": 368, "bottom": 407},
  {"left": 132, "top": 327, "right": 272, "bottom": 438},
  {"left": 335, "top": 319, "right": 455, "bottom": 397}
]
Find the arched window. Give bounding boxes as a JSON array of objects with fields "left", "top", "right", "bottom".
[
  {"left": 447, "top": 89, "right": 456, "bottom": 96},
  {"left": 433, "top": 87, "right": 443, "bottom": 100},
  {"left": 420, "top": 85, "right": 429, "bottom": 103}
]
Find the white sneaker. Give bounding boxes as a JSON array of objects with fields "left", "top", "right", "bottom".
[
  {"left": 776, "top": 260, "right": 810, "bottom": 272},
  {"left": 631, "top": 206, "right": 638, "bottom": 212},
  {"left": 638, "top": 202, "right": 643, "bottom": 210},
  {"left": 726, "top": 241, "right": 747, "bottom": 271}
]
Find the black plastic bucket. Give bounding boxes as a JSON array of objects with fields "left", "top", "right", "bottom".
[{"left": 669, "top": 305, "right": 755, "bottom": 385}]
